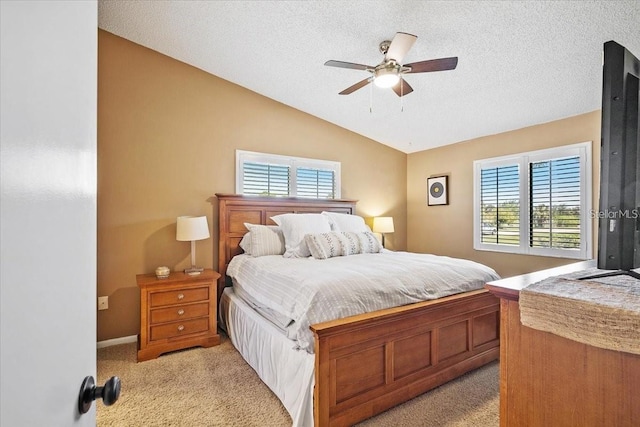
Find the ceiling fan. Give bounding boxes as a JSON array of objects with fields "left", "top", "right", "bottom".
[{"left": 325, "top": 32, "right": 458, "bottom": 97}]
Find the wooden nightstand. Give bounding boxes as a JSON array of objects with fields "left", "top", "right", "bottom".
[{"left": 136, "top": 269, "right": 221, "bottom": 362}]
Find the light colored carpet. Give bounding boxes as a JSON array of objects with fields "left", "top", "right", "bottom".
[{"left": 97, "top": 336, "right": 498, "bottom": 426}]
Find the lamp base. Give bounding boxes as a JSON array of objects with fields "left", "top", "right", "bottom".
[{"left": 184, "top": 266, "right": 204, "bottom": 276}]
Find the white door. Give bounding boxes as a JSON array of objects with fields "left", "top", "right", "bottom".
[{"left": 1, "top": 1, "right": 99, "bottom": 425}]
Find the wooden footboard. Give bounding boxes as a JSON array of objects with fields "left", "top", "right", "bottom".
[{"left": 311, "top": 289, "right": 500, "bottom": 427}]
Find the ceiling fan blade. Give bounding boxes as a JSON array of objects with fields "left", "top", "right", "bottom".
[
  {"left": 385, "top": 32, "right": 417, "bottom": 63},
  {"left": 391, "top": 78, "right": 414, "bottom": 97},
  {"left": 338, "top": 78, "right": 372, "bottom": 95},
  {"left": 325, "top": 60, "right": 372, "bottom": 71},
  {"left": 405, "top": 57, "right": 458, "bottom": 73}
]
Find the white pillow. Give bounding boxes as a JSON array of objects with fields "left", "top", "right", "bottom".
[
  {"left": 321, "top": 211, "right": 371, "bottom": 233},
  {"left": 270, "top": 213, "right": 332, "bottom": 258},
  {"left": 305, "top": 231, "right": 382, "bottom": 259},
  {"left": 239, "top": 232, "right": 252, "bottom": 255},
  {"left": 243, "top": 223, "right": 285, "bottom": 257}
]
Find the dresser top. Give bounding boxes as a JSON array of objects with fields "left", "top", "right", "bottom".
[{"left": 485, "top": 260, "right": 596, "bottom": 301}]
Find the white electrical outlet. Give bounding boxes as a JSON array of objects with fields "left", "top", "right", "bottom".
[{"left": 98, "top": 296, "right": 109, "bottom": 310}]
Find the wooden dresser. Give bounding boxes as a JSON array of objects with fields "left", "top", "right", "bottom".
[
  {"left": 136, "top": 269, "right": 221, "bottom": 362},
  {"left": 485, "top": 261, "right": 640, "bottom": 427}
]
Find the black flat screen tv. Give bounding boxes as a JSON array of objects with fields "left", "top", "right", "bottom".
[{"left": 593, "top": 41, "right": 640, "bottom": 279}]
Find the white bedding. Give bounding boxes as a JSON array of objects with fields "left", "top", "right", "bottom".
[
  {"left": 227, "top": 251, "right": 500, "bottom": 353},
  {"left": 220, "top": 288, "right": 314, "bottom": 427}
]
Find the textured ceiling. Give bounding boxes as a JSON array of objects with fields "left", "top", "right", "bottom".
[{"left": 98, "top": 1, "right": 640, "bottom": 154}]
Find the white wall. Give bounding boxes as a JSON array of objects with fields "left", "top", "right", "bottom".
[{"left": 1, "top": 1, "right": 98, "bottom": 424}]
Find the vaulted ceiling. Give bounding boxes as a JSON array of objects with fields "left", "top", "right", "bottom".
[{"left": 98, "top": 1, "right": 640, "bottom": 153}]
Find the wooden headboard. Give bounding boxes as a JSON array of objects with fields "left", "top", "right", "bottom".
[{"left": 214, "top": 193, "right": 357, "bottom": 299}]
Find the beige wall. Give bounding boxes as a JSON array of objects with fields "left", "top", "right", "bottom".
[
  {"left": 97, "top": 31, "right": 407, "bottom": 341},
  {"left": 407, "top": 111, "right": 601, "bottom": 279}
]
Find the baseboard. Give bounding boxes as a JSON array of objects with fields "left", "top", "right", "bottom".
[{"left": 97, "top": 335, "right": 138, "bottom": 349}]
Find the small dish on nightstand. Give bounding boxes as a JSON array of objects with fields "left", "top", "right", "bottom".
[{"left": 155, "top": 266, "right": 170, "bottom": 279}]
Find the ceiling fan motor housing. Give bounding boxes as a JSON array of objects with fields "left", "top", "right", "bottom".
[{"left": 379, "top": 40, "right": 392, "bottom": 55}]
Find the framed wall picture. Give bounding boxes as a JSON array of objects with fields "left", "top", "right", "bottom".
[{"left": 427, "top": 176, "right": 448, "bottom": 206}]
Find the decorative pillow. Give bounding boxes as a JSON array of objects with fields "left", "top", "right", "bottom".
[
  {"left": 270, "top": 213, "right": 332, "bottom": 258},
  {"left": 321, "top": 211, "right": 371, "bottom": 233},
  {"left": 243, "top": 223, "right": 285, "bottom": 257},
  {"left": 305, "top": 231, "right": 382, "bottom": 260},
  {"left": 239, "top": 232, "right": 252, "bottom": 255}
]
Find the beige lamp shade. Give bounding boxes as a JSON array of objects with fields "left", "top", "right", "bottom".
[
  {"left": 372, "top": 217, "right": 395, "bottom": 234},
  {"left": 176, "top": 216, "right": 210, "bottom": 241},
  {"left": 176, "top": 216, "right": 210, "bottom": 275}
]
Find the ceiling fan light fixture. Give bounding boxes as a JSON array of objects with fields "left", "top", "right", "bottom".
[{"left": 374, "top": 68, "right": 400, "bottom": 88}]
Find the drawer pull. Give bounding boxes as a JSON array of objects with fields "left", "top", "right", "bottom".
[
  {"left": 177, "top": 293, "right": 184, "bottom": 300},
  {"left": 177, "top": 325, "right": 185, "bottom": 332},
  {"left": 177, "top": 309, "right": 185, "bottom": 316}
]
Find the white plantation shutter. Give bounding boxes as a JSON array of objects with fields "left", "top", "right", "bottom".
[
  {"left": 474, "top": 142, "right": 591, "bottom": 259},
  {"left": 296, "top": 167, "right": 336, "bottom": 199},
  {"left": 236, "top": 150, "right": 340, "bottom": 199},
  {"left": 480, "top": 164, "right": 520, "bottom": 246},
  {"left": 529, "top": 156, "right": 581, "bottom": 249},
  {"left": 242, "top": 162, "right": 290, "bottom": 196}
]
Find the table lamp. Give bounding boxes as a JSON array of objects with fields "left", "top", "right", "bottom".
[
  {"left": 176, "top": 215, "right": 210, "bottom": 275},
  {"left": 372, "top": 216, "right": 394, "bottom": 248}
]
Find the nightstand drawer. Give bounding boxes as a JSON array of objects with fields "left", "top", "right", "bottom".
[
  {"left": 150, "top": 287, "right": 209, "bottom": 307},
  {"left": 150, "top": 318, "right": 209, "bottom": 341},
  {"left": 150, "top": 302, "right": 209, "bottom": 324}
]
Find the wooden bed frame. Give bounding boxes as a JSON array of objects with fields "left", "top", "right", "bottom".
[{"left": 216, "top": 194, "right": 500, "bottom": 427}]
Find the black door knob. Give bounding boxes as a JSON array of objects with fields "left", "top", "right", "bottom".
[{"left": 78, "top": 375, "right": 121, "bottom": 414}]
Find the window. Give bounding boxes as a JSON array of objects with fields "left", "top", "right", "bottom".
[
  {"left": 236, "top": 150, "right": 341, "bottom": 198},
  {"left": 473, "top": 142, "right": 592, "bottom": 259}
]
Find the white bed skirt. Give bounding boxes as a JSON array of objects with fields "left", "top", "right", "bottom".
[{"left": 220, "top": 287, "right": 315, "bottom": 427}]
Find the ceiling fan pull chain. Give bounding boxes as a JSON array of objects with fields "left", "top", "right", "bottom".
[{"left": 401, "top": 80, "right": 404, "bottom": 112}]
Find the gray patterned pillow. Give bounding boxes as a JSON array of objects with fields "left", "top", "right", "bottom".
[
  {"left": 305, "top": 231, "right": 382, "bottom": 260},
  {"left": 243, "top": 223, "right": 285, "bottom": 257}
]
